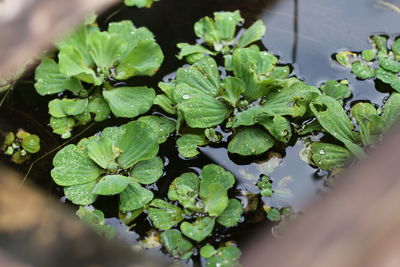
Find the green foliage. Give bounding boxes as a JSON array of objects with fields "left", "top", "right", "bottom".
[
  {"left": 1, "top": 130, "right": 40, "bottom": 164},
  {"left": 76, "top": 206, "right": 116, "bottom": 239},
  {"left": 51, "top": 119, "right": 167, "bottom": 211},
  {"left": 160, "top": 229, "right": 194, "bottom": 260},
  {"left": 34, "top": 20, "right": 164, "bottom": 138},
  {"left": 149, "top": 164, "right": 242, "bottom": 243},
  {"left": 124, "top": 0, "right": 160, "bottom": 8},
  {"left": 177, "top": 11, "right": 265, "bottom": 63},
  {"left": 203, "top": 244, "right": 241, "bottom": 267}
]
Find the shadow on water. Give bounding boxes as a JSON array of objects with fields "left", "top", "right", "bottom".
[{"left": 1, "top": 0, "right": 400, "bottom": 261}]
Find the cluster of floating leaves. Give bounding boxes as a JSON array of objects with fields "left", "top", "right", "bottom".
[{"left": 1, "top": 130, "right": 40, "bottom": 164}]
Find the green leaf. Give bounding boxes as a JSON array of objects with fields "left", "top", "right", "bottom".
[
  {"left": 194, "top": 17, "right": 221, "bottom": 47},
  {"left": 51, "top": 144, "right": 103, "bottom": 186},
  {"left": 206, "top": 246, "right": 241, "bottom": 267},
  {"left": 236, "top": 20, "right": 266, "bottom": 48},
  {"left": 154, "top": 94, "right": 177, "bottom": 115},
  {"left": 124, "top": 0, "right": 159, "bottom": 8},
  {"left": 138, "top": 116, "right": 175, "bottom": 144},
  {"left": 64, "top": 181, "right": 97, "bottom": 205},
  {"left": 378, "top": 51, "right": 400, "bottom": 73},
  {"left": 335, "top": 51, "right": 355, "bottom": 68},
  {"left": 34, "top": 58, "right": 83, "bottom": 96},
  {"left": 320, "top": 80, "right": 351, "bottom": 100},
  {"left": 87, "top": 95, "right": 111, "bottom": 121},
  {"left": 310, "top": 142, "right": 352, "bottom": 170},
  {"left": 160, "top": 229, "right": 194, "bottom": 260},
  {"left": 21, "top": 134, "right": 40, "bottom": 154},
  {"left": 214, "top": 11, "right": 243, "bottom": 41},
  {"left": 371, "top": 35, "right": 388, "bottom": 54},
  {"left": 168, "top": 173, "right": 201, "bottom": 212},
  {"left": 174, "top": 84, "right": 230, "bottom": 128},
  {"left": 86, "top": 137, "right": 119, "bottom": 170},
  {"left": 86, "top": 31, "right": 124, "bottom": 70},
  {"left": 101, "top": 125, "right": 126, "bottom": 145},
  {"left": 228, "top": 127, "right": 275, "bottom": 156},
  {"left": 148, "top": 199, "right": 184, "bottom": 230},
  {"left": 58, "top": 46, "right": 102, "bottom": 85},
  {"left": 257, "top": 115, "right": 292, "bottom": 143},
  {"left": 177, "top": 134, "right": 208, "bottom": 158},
  {"left": 375, "top": 67, "right": 400, "bottom": 92},
  {"left": 200, "top": 245, "right": 218, "bottom": 258},
  {"left": 262, "top": 81, "right": 321, "bottom": 117},
  {"left": 103, "top": 86, "right": 155, "bottom": 118},
  {"left": 117, "top": 121, "right": 159, "bottom": 169},
  {"left": 382, "top": 93, "right": 400, "bottom": 129},
  {"left": 310, "top": 95, "right": 364, "bottom": 157},
  {"left": 204, "top": 184, "right": 229, "bottom": 217},
  {"left": 177, "top": 43, "right": 213, "bottom": 64},
  {"left": 56, "top": 26, "right": 94, "bottom": 66},
  {"left": 361, "top": 50, "right": 376, "bottom": 61},
  {"left": 180, "top": 217, "right": 215, "bottom": 242},
  {"left": 232, "top": 46, "right": 278, "bottom": 101},
  {"left": 351, "top": 61, "right": 375, "bottom": 79},
  {"left": 119, "top": 181, "right": 154, "bottom": 212},
  {"left": 176, "top": 56, "right": 221, "bottom": 97},
  {"left": 217, "top": 198, "right": 243, "bottom": 227},
  {"left": 350, "top": 103, "right": 384, "bottom": 146},
  {"left": 130, "top": 157, "right": 164, "bottom": 185},
  {"left": 199, "top": 164, "right": 235, "bottom": 199},
  {"left": 92, "top": 175, "right": 132, "bottom": 195},
  {"left": 115, "top": 40, "right": 163, "bottom": 79},
  {"left": 50, "top": 117, "right": 75, "bottom": 139},
  {"left": 76, "top": 206, "right": 116, "bottom": 239},
  {"left": 48, "top": 98, "right": 88, "bottom": 118},
  {"left": 266, "top": 208, "right": 282, "bottom": 221},
  {"left": 392, "top": 39, "right": 400, "bottom": 58},
  {"left": 221, "top": 77, "right": 245, "bottom": 107}
]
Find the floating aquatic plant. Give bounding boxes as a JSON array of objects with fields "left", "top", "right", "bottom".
[{"left": 1, "top": 129, "right": 40, "bottom": 164}]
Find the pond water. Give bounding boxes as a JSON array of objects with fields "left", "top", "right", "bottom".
[{"left": 1, "top": 0, "right": 400, "bottom": 264}]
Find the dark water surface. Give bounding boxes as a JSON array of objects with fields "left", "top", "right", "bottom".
[{"left": 1, "top": 0, "right": 400, "bottom": 263}]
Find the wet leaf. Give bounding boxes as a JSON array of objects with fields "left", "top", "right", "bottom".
[
  {"left": 204, "top": 184, "right": 229, "bottom": 217},
  {"left": 200, "top": 245, "right": 217, "bottom": 258},
  {"left": 87, "top": 95, "right": 110, "bottom": 121},
  {"left": 228, "top": 127, "right": 274, "bottom": 156},
  {"left": 216, "top": 198, "right": 243, "bottom": 227},
  {"left": 205, "top": 246, "right": 241, "bottom": 267},
  {"left": 148, "top": 199, "right": 184, "bottom": 230},
  {"left": 119, "top": 181, "right": 154, "bottom": 212},
  {"left": 48, "top": 98, "right": 88, "bottom": 118},
  {"left": 378, "top": 51, "right": 400, "bottom": 73},
  {"left": 370, "top": 35, "right": 388, "bottom": 54},
  {"left": 51, "top": 144, "right": 103, "bottom": 186},
  {"left": 177, "top": 43, "right": 214, "bottom": 64},
  {"left": 257, "top": 115, "right": 292, "bottom": 143},
  {"left": 76, "top": 206, "right": 116, "bottom": 239},
  {"left": 64, "top": 181, "right": 97, "bottom": 205},
  {"left": 117, "top": 121, "right": 159, "bottom": 169},
  {"left": 130, "top": 156, "right": 164, "bottom": 184},
  {"left": 103, "top": 86, "right": 155, "bottom": 118},
  {"left": 34, "top": 58, "right": 83, "bottom": 96},
  {"left": 320, "top": 80, "right": 351, "bottom": 100},
  {"left": 236, "top": 20, "right": 266, "bottom": 48},
  {"left": 199, "top": 164, "right": 235, "bottom": 199},
  {"left": 382, "top": 93, "right": 400, "bottom": 129},
  {"left": 361, "top": 50, "right": 376, "bottom": 62},
  {"left": 50, "top": 117, "right": 75, "bottom": 139},
  {"left": 168, "top": 173, "right": 201, "bottom": 212},
  {"left": 93, "top": 175, "right": 132, "bottom": 195},
  {"left": 375, "top": 67, "right": 400, "bottom": 92},
  {"left": 351, "top": 61, "right": 375, "bottom": 79},
  {"left": 221, "top": 77, "right": 245, "bottom": 107},
  {"left": 180, "top": 216, "right": 215, "bottom": 242},
  {"left": 86, "top": 137, "right": 119, "bottom": 170},
  {"left": 21, "top": 134, "right": 40, "bottom": 154},
  {"left": 138, "top": 116, "right": 175, "bottom": 144},
  {"left": 350, "top": 103, "right": 384, "bottom": 146},
  {"left": 176, "top": 134, "right": 208, "bottom": 158},
  {"left": 310, "top": 95, "right": 364, "bottom": 157},
  {"left": 160, "top": 229, "right": 194, "bottom": 260},
  {"left": 310, "top": 142, "right": 351, "bottom": 170}
]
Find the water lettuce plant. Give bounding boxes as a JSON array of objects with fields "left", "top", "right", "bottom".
[
  {"left": 1, "top": 130, "right": 40, "bottom": 164},
  {"left": 51, "top": 116, "right": 174, "bottom": 212},
  {"left": 34, "top": 20, "right": 164, "bottom": 138},
  {"left": 148, "top": 164, "right": 243, "bottom": 242},
  {"left": 307, "top": 93, "right": 400, "bottom": 170},
  {"left": 177, "top": 11, "right": 266, "bottom": 63},
  {"left": 335, "top": 34, "right": 400, "bottom": 92},
  {"left": 76, "top": 206, "right": 116, "bottom": 239}
]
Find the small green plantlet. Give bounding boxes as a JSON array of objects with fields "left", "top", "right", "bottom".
[
  {"left": 257, "top": 175, "right": 294, "bottom": 210},
  {"left": 148, "top": 164, "right": 243, "bottom": 243},
  {"left": 51, "top": 117, "right": 174, "bottom": 212},
  {"left": 1, "top": 130, "right": 40, "bottom": 164},
  {"left": 160, "top": 229, "right": 194, "bottom": 260},
  {"left": 177, "top": 11, "right": 266, "bottom": 63},
  {"left": 34, "top": 20, "right": 164, "bottom": 138},
  {"left": 201, "top": 243, "right": 241, "bottom": 267},
  {"left": 76, "top": 206, "right": 116, "bottom": 239},
  {"left": 124, "top": 0, "right": 160, "bottom": 8}
]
